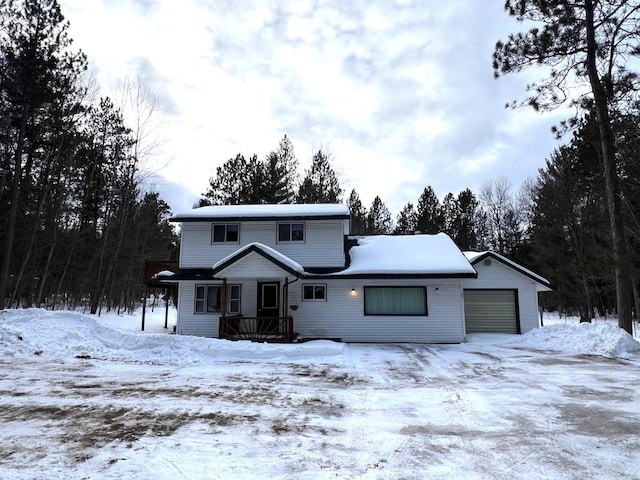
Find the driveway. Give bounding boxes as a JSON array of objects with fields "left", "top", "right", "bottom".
[{"left": 0, "top": 341, "right": 639, "bottom": 479}]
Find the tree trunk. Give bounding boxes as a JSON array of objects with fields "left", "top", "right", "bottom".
[
  {"left": 632, "top": 283, "right": 640, "bottom": 322},
  {"left": 0, "top": 106, "right": 28, "bottom": 309},
  {"left": 585, "top": 0, "right": 633, "bottom": 334}
]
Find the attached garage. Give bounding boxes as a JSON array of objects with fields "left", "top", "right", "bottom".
[
  {"left": 464, "top": 289, "right": 519, "bottom": 334},
  {"left": 462, "top": 252, "right": 552, "bottom": 335}
]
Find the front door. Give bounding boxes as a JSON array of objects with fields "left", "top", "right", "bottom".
[{"left": 257, "top": 281, "right": 280, "bottom": 334}]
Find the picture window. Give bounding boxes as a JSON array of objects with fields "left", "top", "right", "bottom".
[{"left": 364, "top": 286, "right": 427, "bottom": 316}]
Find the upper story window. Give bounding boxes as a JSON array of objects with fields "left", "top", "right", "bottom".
[
  {"left": 277, "top": 222, "right": 305, "bottom": 243},
  {"left": 212, "top": 223, "right": 239, "bottom": 244}
]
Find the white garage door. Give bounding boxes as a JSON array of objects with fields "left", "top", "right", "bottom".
[{"left": 464, "top": 289, "right": 519, "bottom": 333}]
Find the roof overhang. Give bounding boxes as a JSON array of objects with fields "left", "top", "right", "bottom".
[
  {"left": 155, "top": 268, "right": 214, "bottom": 282},
  {"left": 170, "top": 204, "right": 350, "bottom": 223},
  {"left": 304, "top": 272, "right": 477, "bottom": 280},
  {"left": 465, "top": 251, "right": 553, "bottom": 291},
  {"left": 173, "top": 214, "right": 350, "bottom": 223},
  {"left": 212, "top": 243, "right": 306, "bottom": 278}
]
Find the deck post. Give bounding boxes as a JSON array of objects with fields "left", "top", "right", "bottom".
[
  {"left": 283, "top": 278, "right": 289, "bottom": 318},
  {"left": 164, "top": 287, "right": 169, "bottom": 329},
  {"left": 287, "top": 316, "right": 293, "bottom": 342},
  {"left": 141, "top": 287, "right": 147, "bottom": 331}
]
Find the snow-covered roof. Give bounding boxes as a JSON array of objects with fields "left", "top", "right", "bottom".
[
  {"left": 332, "top": 234, "right": 476, "bottom": 277},
  {"left": 212, "top": 242, "right": 306, "bottom": 277},
  {"left": 172, "top": 203, "right": 349, "bottom": 222},
  {"left": 464, "top": 251, "right": 552, "bottom": 290}
]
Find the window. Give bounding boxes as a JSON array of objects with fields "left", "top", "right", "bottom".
[
  {"left": 302, "top": 284, "right": 326, "bottom": 301},
  {"left": 195, "top": 284, "right": 241, "bottom": 314},
  {"left": 278, "top": 222, "right": 304, "bottom": 242},
  {"left": 211, "top": 224, "right": 239, "bottom": 243},
  {"left": 364, "top": 286, "right": 427, "bottom": 316}
]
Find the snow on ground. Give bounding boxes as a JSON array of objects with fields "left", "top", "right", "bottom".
[{"left": 1, "top": 307, "right": 640, "bottom": 479}]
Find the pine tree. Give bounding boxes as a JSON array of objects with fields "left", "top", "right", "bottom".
[
  {"left": 415, "top": 186, "right": 442, "bottom": 234},
  {"left": 296, "top": 149, "right": 342, "bottom": 204},
  {"left": 395, "top": 202, "right": 417, "bottom": 234},
  {"left": 347, "top": 188, "right": 367, "bottom": 235},
  {"left": 366, "top": 196, "right": 393, "bottom": 234},
  {"left": 262, "top": 135, "right": 298, "bottom": 204},
  {"left": 454, "top": 188, "right": 479, "bottom": 250},
  {"left": 200, "top": 153, "right": 266, "bottom": 205},
  {"left": 531, "top": 139, "right": 610, "bottom": 321},
  {"left": 440, "top": 193, "right": 458, "bottom": 239}
]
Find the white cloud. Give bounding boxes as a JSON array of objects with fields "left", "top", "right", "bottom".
[{"left": 60, "top": 0, "right": 565, "bottom": 217}]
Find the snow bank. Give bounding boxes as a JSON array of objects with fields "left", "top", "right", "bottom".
[
  {"left": 0, "top": 309, "right": 344, "bottom": 365},
  {"left": 508, "top": 322, "right": 640, "bottom": 359}
]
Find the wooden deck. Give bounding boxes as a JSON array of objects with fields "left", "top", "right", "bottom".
[{"left": 219, "top": 316, "right": 295, "bottom": 343}]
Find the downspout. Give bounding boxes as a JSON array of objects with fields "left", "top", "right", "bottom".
[
  {"left": 283, "top": 275, "right": 300, "bottom": 316},
  {"left": 284, "top": 275, "right": 301, "bottom": 342},
  {"left": 220, "top": 277, "right": 227, "bottom": 338}
]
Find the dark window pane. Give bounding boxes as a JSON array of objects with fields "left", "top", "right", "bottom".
[
  {"left": 278, "top": 223, "right": 290, "bottom": 241},
  {"left": 207, "top": 286, "right": 222, "bottom": 312},
  {"left": 213, "top": 225, "right": 226, "bottom": 242},
  {"left": 303, "top": 285, "right": 314, "bottom": 300},
  {"left": 230, "top": 285, "right": 240, "bottom": 299},
  {"left": 226, "top": 224, "right": 239, "bottom": 242},
  {"left": 314, "top": 285, "right": 325, "bottom": 299}
]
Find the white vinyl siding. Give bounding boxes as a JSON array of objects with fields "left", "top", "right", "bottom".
[
  {"left": 179, "top": 220, "right": 345, "bottom": 268},
  {"left": 177, "top": 281, "right": 258, "bottom": 337},
  {"left": 217, "top": 252, "right": 298, "bottom": 279},
  {"left": 290, "top": 279, "right": 465, "bottom": 343}
]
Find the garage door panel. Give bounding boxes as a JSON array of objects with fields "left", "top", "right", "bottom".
[{"left": 464, "top": 289, "right": 518, "bottom": 334}]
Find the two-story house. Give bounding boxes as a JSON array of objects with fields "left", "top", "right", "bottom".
[{"left": 157, "top": 203, "right": 551, "bottom": 343}]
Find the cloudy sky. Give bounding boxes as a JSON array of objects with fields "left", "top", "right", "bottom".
[{"left": 59, "top": 0, "right": 568, "bottom": 217}]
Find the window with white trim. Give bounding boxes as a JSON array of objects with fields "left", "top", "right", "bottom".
[
  {"left": 364, "top": 286, "right": 427, "bottom": 316},
  {"left": 195, "top": 284, "right": 241, "bottom": 314},
  {"left": 302, "top": 284, "right": 326, "bottom": 301},
  {"left": 211, "top": 223, "right": 239, "bottom": 244},
  {"left": 278, "top": 222, "right": 304, "bottom": 242}
]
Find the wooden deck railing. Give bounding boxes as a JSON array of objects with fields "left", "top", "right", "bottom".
[{"left": 219, "top": 316, "right": 295, "bottom": 343}]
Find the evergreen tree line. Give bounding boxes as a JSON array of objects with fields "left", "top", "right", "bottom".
[
  {"left": 0, "top": 0, "right": 177, "bottom": 312},
  {"left": 197, "top": 138, "right": 343, "bottom": 207},
  {"left": 199, "top": 136, "right": 532, "bottom": 255},
  {"left": 531, "top": 111, "right": 640, "bottom": 323}
]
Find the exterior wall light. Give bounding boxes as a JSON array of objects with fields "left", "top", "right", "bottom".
[{"left": 350, "top": 288, "right": 357, "bottom": 296}]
